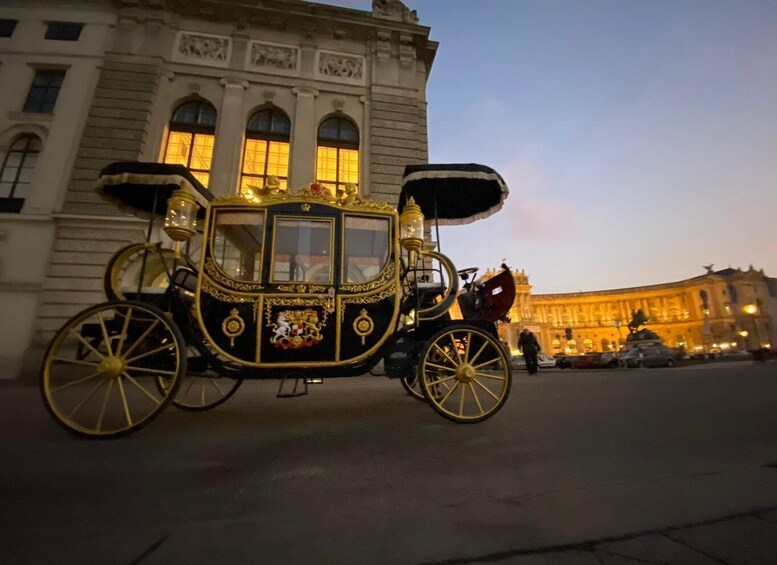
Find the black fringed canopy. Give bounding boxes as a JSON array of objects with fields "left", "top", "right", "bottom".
[
  {"left": 95, "top": 162, "right": 213, "bottom": 220},
  {"left": 398, "top": 163, "right": 509, "bottom": 225}
]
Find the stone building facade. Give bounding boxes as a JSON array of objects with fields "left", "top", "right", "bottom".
[
  {"left": 0, "top": 0, "right": 437, "bottom": 377},
  {"left": 490, "top": 266, "right": 777, "bottom": 356}
]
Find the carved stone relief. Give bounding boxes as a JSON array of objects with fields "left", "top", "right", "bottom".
[
  {"left": 317, "top": 51, "right": 364, "bottom": 83},
  {"left": 249, "top": 42, "right": 299, "bottom": 71},
  {"left": 174, "top": 32, "right": 231, "bottom": 67}
]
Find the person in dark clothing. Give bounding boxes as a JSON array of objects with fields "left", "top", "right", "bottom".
[{"left": 518, "top": 328, "right": 541, "bottom": 375}]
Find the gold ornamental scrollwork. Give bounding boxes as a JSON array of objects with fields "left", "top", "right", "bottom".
[
  {"left": 205, "top": 258, "right": 263, "bottom": 292},
  {"left": 222, "top": 308, "right": 246, "bottom": 348},
  {"left": 264, "top": 296, "right": 331, "bottom": 327},
  {"left": 201, "top": 280, "right": 254, "bottom": 303},
  {"left": 353, "top": 309, "right": 374, "bottom": 346},
  {"left": 341, "top": 286, "right": 397, "bottom": 321},
  {"left": 341, "top": 262, "right": 396, "bottom": 293}
]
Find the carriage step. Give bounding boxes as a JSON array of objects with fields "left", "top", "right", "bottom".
[{"left": 276, "top": 375, "right": 323, "bottom": 398}]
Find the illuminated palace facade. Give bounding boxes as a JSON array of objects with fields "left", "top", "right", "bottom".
[
  {"left": 489, "top": 266, "right": 777, "bottom": 355},
  {"left": 0, "top": 0, "right": 436, "bottom": 377}
]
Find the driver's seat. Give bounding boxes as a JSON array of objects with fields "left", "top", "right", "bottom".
[{"left": 458, "top": 264, "right": 515, "bottom": 322}]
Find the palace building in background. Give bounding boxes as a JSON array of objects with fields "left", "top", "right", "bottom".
[
  {"left": 488, "top": 265, "right": 777, "bottom": 356},
  {"left": 0, "top": 0, "right": 436, "bottom": 377}
]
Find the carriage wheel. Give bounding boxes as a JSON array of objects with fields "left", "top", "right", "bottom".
[
  {"left": 103, "top": 243, "right": 176, "bottom": 301},
  {"left": 418, "top": 325, "right": 511, "bottom": 423},
  {"left": 400, "top": 373, "right": 426, "bottom": 402},
  {"left": 157, "top": 343, "right": 243, "bottom": 411},
  {"left": 41, "top": 301, "right": 186, "bottom": 439}
]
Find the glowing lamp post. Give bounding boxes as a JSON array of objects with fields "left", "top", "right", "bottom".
[
  {"left": 164, "top": 188, "right": 199, "bottom": 256},
  {"left": 743, "top": 304, "right": 761, "bottom": 349},
  {"left": 399, "top": 197, "right": 424, "bottom": 266}
]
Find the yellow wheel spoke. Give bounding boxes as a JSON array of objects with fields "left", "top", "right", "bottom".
[
  {"left": 469, "top": 340, "right": 490, "bottom": 366},
  {"left": 467, "top": 382, "right": 484, "bottom": 414},
  {"left": 464, "top": 331, "right": 472, "bottom": 363},
  {"left": 450, "top": 334, "right": 463, "bottom": 364},
  {"left": 125, "top": 342, "right": 176, "bottom": 364},
  {"left": 473, "top": 357, "right": 501, "bottom": 370},
  {"left": 473, "top": 378, "right": 501, "bottom": 401},
  {"left": 116, "top": 376, "right": 133, "bottom": 427},
  {"left": 208, "top": 378, "right": 224, "bottom": 398},
  {"left": 122, "top": 372, "right": 162, "bottom": 406},
  {"left": 432, "top": 342, "right": 459, "bottom": 368},
  {"left": 97, "top": 312, "right": 114, "bottom": 357},
  {"left": 426, "top": 373, "right": 458, "bottom": 387},
  {"left": 115, "top": 307, "right": 134, "bottom": 356},
  {"left": 458, "top": 381, "right": 466, "bottom": 416},
  {"left": 122, "top": 319, "right": 160, "bottom": 359},
  {"left": 125, "top": 365, "right": 177, "bottom": 376},
  {"left": 425, "top": 362, "right": 457, "bottom": 373},
  {"left": 95, "top": 379, "right": 115, "bottom": 432},
  {"left": 67, "top": 379, "right": 105, "bottom": 418},
  {"left": 51, "top": 357, "right": 101, "bottom": 368},
  {"left": 182, "top": 375, "right": 197, "bottom": 398},
  {"left": 67, "top": 329, "right": 107, "bottom": 361},
  {"left": 49, "top": 371, "right": 101, "bottom": 393},
  {"left": 475, "top": 371, "right": 507, "bottom": 381},
  {"left": 436, "top": 380, "right": 459, "bottom": 406}
]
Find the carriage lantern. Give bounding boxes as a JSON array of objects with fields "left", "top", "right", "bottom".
[
  {"left": 399, "top": 196, "right": 424, "bottom": 265},
  {"left": 164, "top": 187, "right": 198, "bottom": 242}
]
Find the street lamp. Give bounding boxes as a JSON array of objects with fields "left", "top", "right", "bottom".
[
  {"left": 613, "top": 319, "right": 623, "bottom": 350},
  {"left": 743, "top": 304, "right": 760, "bottom": 350}
]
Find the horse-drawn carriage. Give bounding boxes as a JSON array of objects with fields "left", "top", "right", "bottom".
[{"left": 40, "top": 162, "right": 516, "bottom": 438}]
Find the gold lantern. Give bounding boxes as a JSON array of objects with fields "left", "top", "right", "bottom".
[
  {"left": 399, "top": 197, "right": 424, "bottom": 265},
  {"left": 164, "top": 188, "right": 198, "bottom": 242}
]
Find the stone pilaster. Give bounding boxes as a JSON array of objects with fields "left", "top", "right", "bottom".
[
  {"left": 289, "top": 87, "right": 319, "bottom": 187},
  {"left": 209, "top": 77, "right": 248, "bottom": 196}
]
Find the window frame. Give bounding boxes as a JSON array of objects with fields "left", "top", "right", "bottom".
[
  {"left": 209, "top": 208, "right": 267, "bottom": 284},
  {"left": 162, "top": 100, "right": 217, "bottom": 188},
  {"left": 341, "top": 214, "right": 391, "bottom": 285},
  {"left": 269, "top": 215, "right": 335, "bottom": 285},
  {"left": 44, "top": 22, "right": 83, "bottom": 41},
  {"left": 316, "top": 116, "right": 360, "bottom": 193},
  {"left": 240, "top": 108, "right": 291, "bottom": 195},
  {"left": 0, "top": 134, "right": 42, "bottom": 213},
  {"left": 23, "top": 69, "right": 66, "bottom": 114},
  {"left": 0, "top": 19, "right": 17, "bottom": 38}
]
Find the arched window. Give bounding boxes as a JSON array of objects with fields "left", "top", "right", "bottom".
[
  {"left": 316, "top": 116, "right": 359, "bottom": 193},
  {"left": 0, "top": 134, "right": 41, "bottom": 213},
  {"left": 583, "top": 339, "right": 594, "bottom": 352},
  {"left": 240, "top": 108, "right": 290, "bottom": 195},
  {"left": 162, "top": 101, "right": 216, "bottom": 187}
]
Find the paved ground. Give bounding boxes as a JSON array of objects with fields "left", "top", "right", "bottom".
[{"left": 2, "top": 361, "right": 776, "bottom": 564}]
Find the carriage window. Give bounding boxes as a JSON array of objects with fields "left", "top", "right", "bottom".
[
  {"left": 271, "top": 218, "right": 333, "bottom": 283},
  {"left": 212, "top": 211, "right": 265, "bottom": 282},
  {"left": 343, "top": 216, "right": 389, "bottom": 283}
]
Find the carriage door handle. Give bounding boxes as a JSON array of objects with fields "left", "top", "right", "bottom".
[{"left": 326, "top": 287, "right": 335, "bottom": 313}]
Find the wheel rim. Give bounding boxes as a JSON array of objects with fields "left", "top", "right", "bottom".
[
  {"left": 400, "top": 373, "right": 426, "bottom": 401},
  {"left": 158, "top": 346, "right": 243, "bottom": 411},
  {"left": 42, "top": 302, "right": 184, "bottom": 438},
  {"left": 419, "top": 327, "right": 511, "bottom": 422}
]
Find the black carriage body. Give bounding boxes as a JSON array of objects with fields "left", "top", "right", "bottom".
[{"left": 194, "top": 193, "right": 401, "bottom": 378}]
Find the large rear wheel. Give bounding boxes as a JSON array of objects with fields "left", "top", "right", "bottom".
[
  {"left": 418, "top": 325, "right": 511, "bottom": 423},
  {"left": 41, "top": 301, "right": 186, "bottom": 439}
]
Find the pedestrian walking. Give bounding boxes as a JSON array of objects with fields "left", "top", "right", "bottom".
[{"left": 518, "top": 327, "right": 541, "bottom": 375}]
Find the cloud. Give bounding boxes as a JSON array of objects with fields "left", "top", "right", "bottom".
[{"left": 496, "top": 156, "right": 580, "bottom": 245}]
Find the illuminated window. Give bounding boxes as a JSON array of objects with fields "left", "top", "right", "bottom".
[
  {"left": 0, "top": 134, "right": 41, "bottom": 213},
  {"left": 583, "top": 339, "right": 594, "bottom": 352},
  {"left": 240, "top": 108, "right": 290, "bottom": 196},
  {"left": 271, "top": 218, "right": 333, "bottom": 283},
  {"left": 316, "top": 116, "right": 359, "bottom": 194},
  {"left": 162, "top": 101, "right": 216, "bottom": 188}
]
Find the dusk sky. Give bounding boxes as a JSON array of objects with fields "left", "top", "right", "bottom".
[{"left": 332, "top": 0, "right": 777, "bottom": 293}]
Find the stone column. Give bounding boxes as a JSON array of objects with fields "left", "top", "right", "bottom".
[
  {"left": 290, "top": 87, "right": 319, "bottom": 188},
  {"left": 209, "top": 77, "right": 248, "bottom": 197},
  {"left": 359, "top": 95, "right": 371, "bottom": 196}
]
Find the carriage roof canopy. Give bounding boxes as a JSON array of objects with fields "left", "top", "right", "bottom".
[
  {"left": 95, "top": 161, "right": 214, "bottom": 220},
  {"left": 398, "top": 163, "right": 509, "bottom": 226}
]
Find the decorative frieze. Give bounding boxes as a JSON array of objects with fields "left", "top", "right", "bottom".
[
  {"left": 247, "top": 41, "right": 300, "bottom": 76},
  {"left": 173, "top": 32, "right": 231, "bottom": 68},
  {"left": 316, "top": 50, "right": 365, "bottom": 85}
]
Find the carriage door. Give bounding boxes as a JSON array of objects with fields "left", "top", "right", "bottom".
[{"left": 260, "top": 212, "right": 339, "bottom": 365}]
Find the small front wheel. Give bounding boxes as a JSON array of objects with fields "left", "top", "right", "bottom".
[
  {"left": 418, "top": 325, "right": 511, "bottom": 423},
  {"left": 41, "top": 301, "right": 186, "bottom": 439},
  {"left": 400, "top": 373, "right": 426, "bottom": 402}
]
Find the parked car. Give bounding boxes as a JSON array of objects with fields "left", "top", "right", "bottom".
[
  {"left": 537, "top": 353, "right": 557, "bottom": 368},
  {"left": 510, "top": 354, "right": 526, "bottom": 369},
  {"left": 622, "top": 345, "right": 676, "bottom": 368},
  {"left": 719, "top": 350, "right": 752, "bottom": 360},
  {"left": 574, "top": 354, "right": 596, "bottom": 369},
  {"left": 592, "top": 352, "right": 618, "bottom": 368},
  {"left": 555, "top": 355, "right": 578, "bottom": 369}
]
